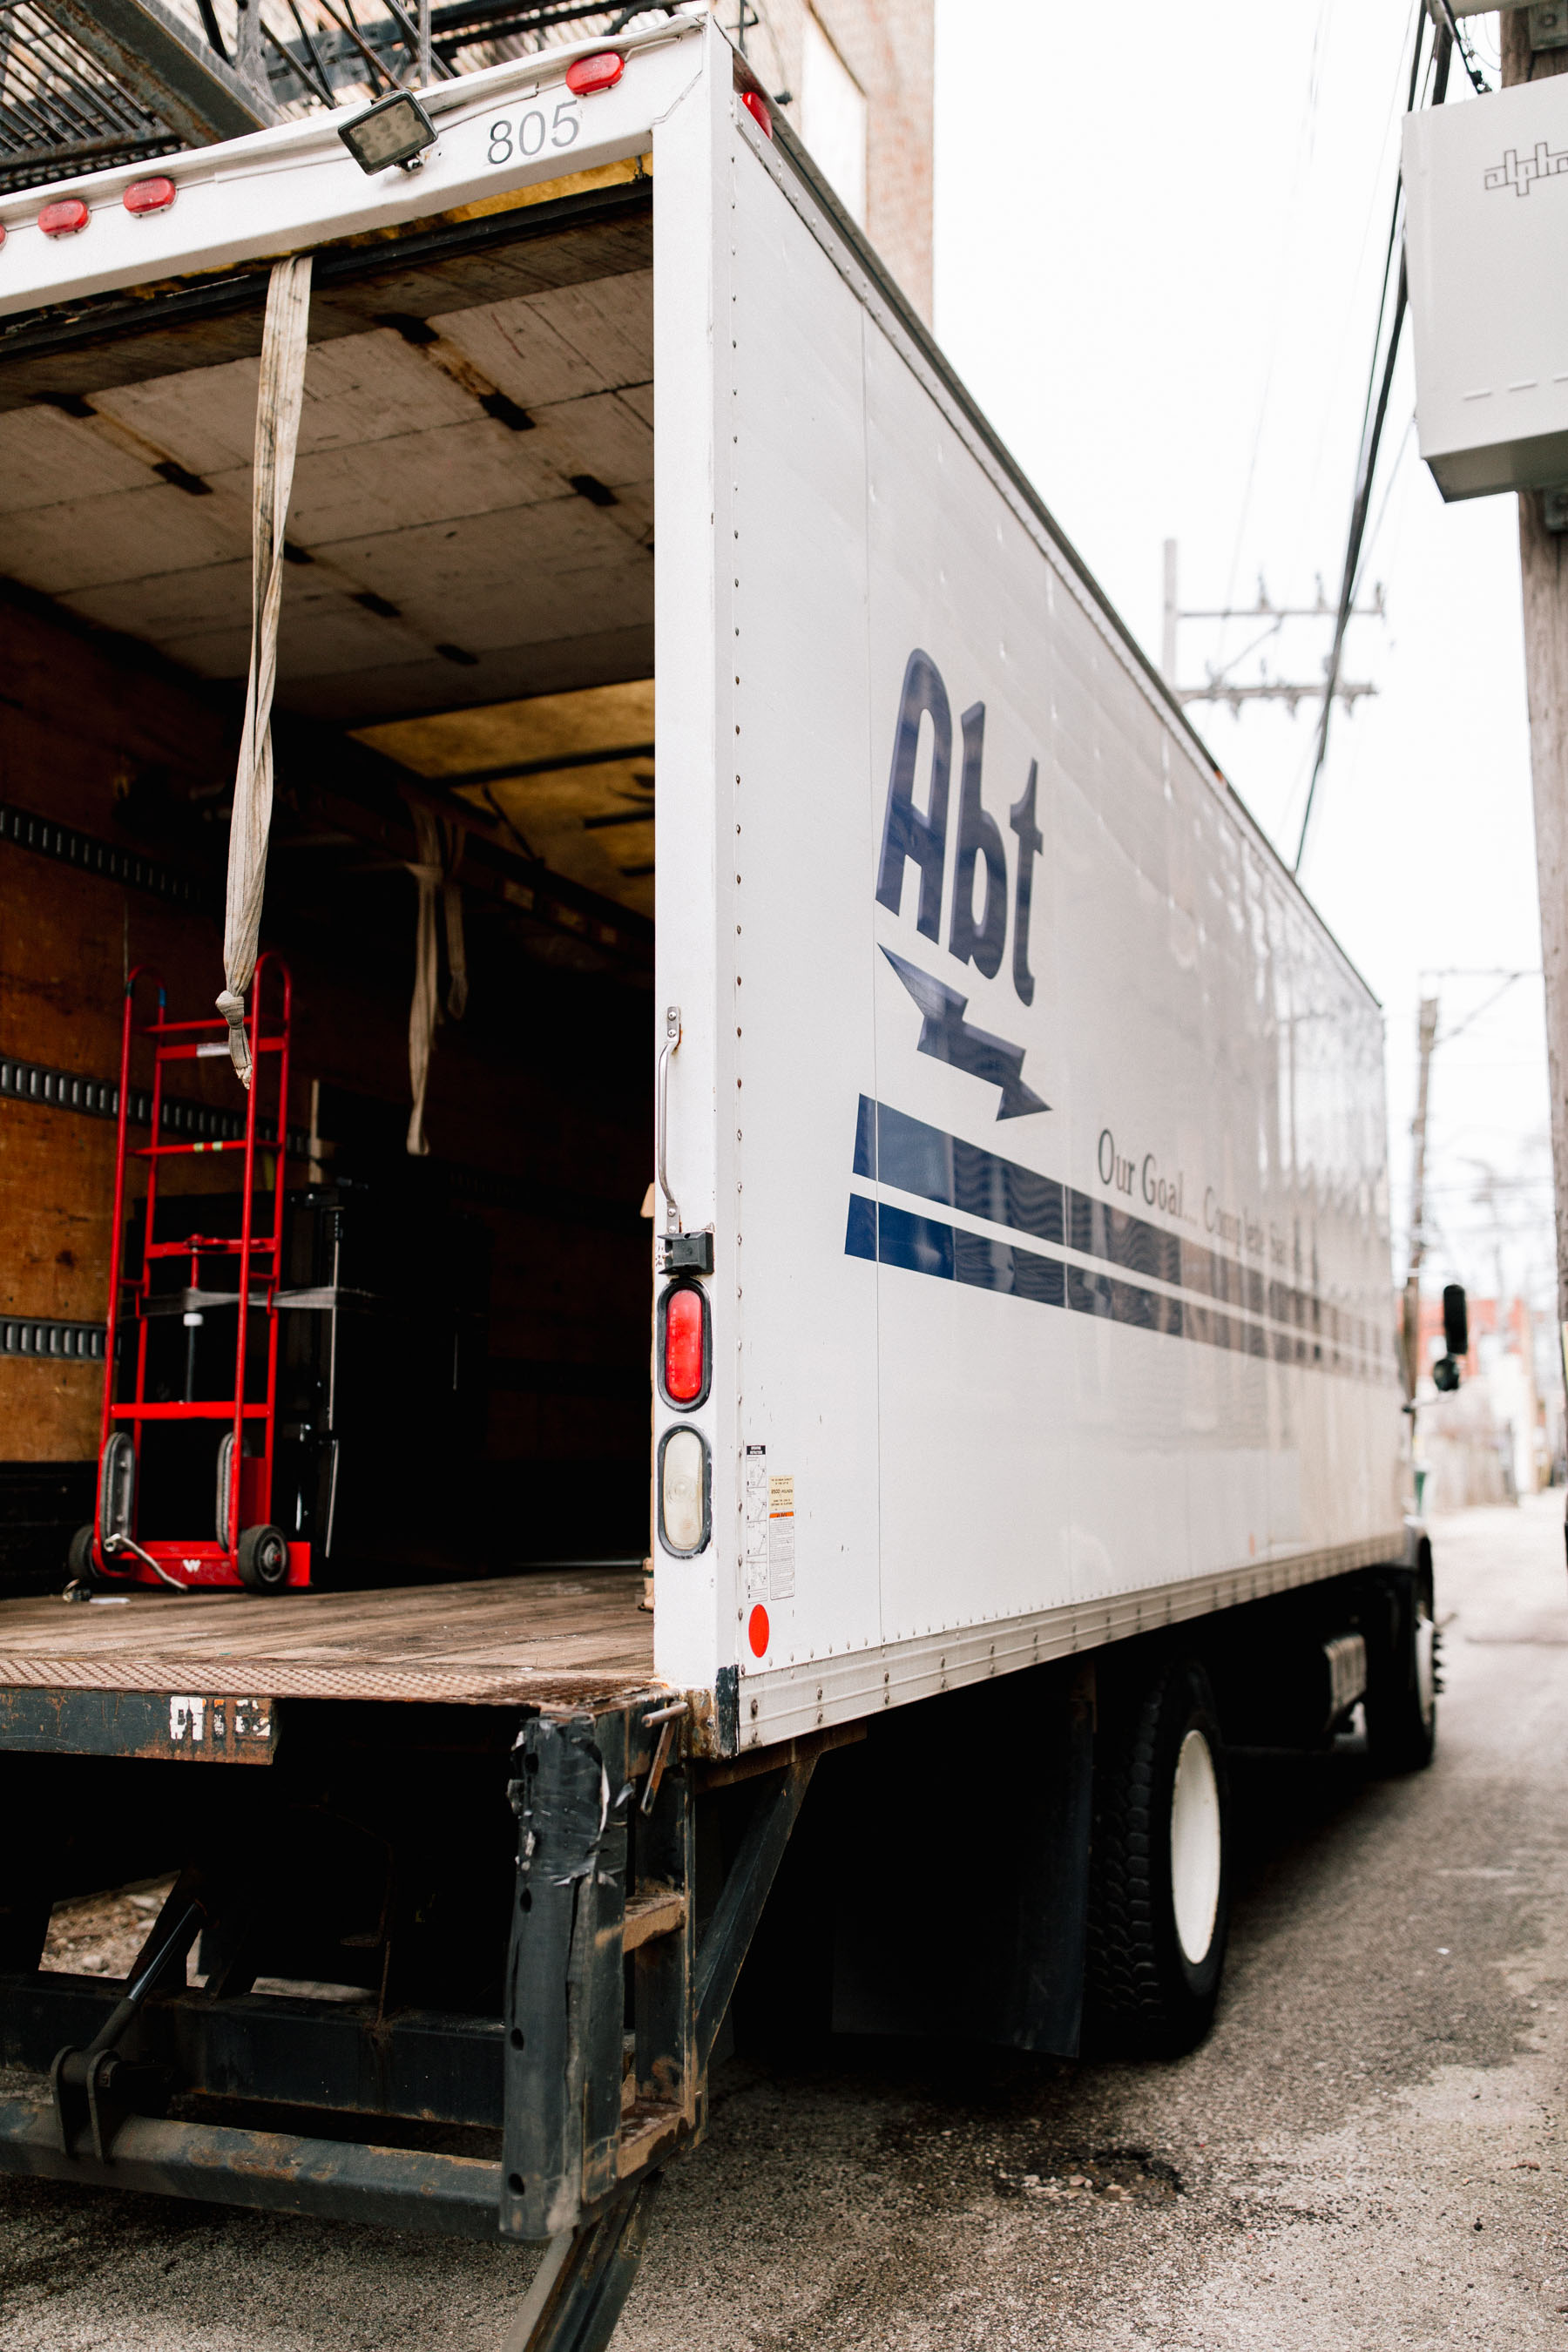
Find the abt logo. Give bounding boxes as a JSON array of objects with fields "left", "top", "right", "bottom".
[{"left": 874, "top": 649, "right": 1048, "bottom": 1121}]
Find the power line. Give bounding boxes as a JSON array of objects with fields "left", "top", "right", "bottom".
[
  {"left": 1353, "top": 409, "right": 1416, "bottom": 587},
  {"left": 1294, "top": 10, "right": 1452, "bottom": 874},
  {"left": 1432, "top": 0, "right": 1491, "bottom": 94},
  {"left": 1437, "top": 970, "right": 1540, "bottom": 1048},
  {"left": 1160, "top": 541, "right": 1383, "bottom": 710},
  {"left": 1217, "top": 0, "right": 1333, "bottom": 642}
]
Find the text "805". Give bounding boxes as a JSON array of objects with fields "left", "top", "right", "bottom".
[{"left": 488, "top": 102, "right": 580, "bottom": 166}]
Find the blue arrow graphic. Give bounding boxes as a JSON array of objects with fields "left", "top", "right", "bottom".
[{"left": 882, "top": 948, "right": 1049, "bottom": 1120}]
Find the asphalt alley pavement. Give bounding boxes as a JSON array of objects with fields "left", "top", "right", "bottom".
[{"left": 5, "top": 1496, "right": 1568, "bottom": 2349}]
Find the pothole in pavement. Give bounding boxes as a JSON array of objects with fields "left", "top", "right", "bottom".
[{"left": 993, "top": 2145, "right": 1183, "bottom": 2204}]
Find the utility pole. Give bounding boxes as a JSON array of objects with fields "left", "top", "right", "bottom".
[
  {"left": 1403, "top": 994, "right": 1440, "bottom": 1402},
  {"left": 1159, "top": 537, "right": 1382, "bottom": 714},
  {"left": 1502, "top": 12, "right": 1568, "bottom": 1462}
]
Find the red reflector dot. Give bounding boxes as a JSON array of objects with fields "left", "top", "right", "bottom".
[
  {"left": 565, "top": 51, "right": 624, "bottom": 96},
  {"left": 748, "top": 1605, "right": 769, "bottom": 1659},
  {"left": 124, "top": 177, "right": 176, "bottom": 215},
  {"left": 39, "top": 198, "right": 89, "bottom": 237},
  {"left": 663, "top": 1288, "right": 704, "bottom": 1403},
  {"left": 741, "top": 90, "right": 773, "bottom": 138}
]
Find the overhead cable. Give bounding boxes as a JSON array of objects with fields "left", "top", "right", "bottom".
[
  {"left": 1432, "top": 0, "right": 1491, "bottom": 95},
  {"left": 1294, "top": 14, "right": 1451, "bottom": 873}
]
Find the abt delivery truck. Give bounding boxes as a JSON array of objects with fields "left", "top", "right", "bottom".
[{"left": 0, "top": 17, "right": 1432, "bottom": 2346}]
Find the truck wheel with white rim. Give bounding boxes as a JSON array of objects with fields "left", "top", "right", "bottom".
[
  {"left": 1085, "top": 1656, "right": 1231, "bottom": 2056},
  {"left": 1363, "top": 1561, "right": 1437, "bottom": 1775}
]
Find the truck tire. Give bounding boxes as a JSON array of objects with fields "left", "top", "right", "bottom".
[
  {"left": 1363, "top": 1565, "right": 1436, "bottom": 1775},
  {"left": 236, "top": 1524, "right": 290, "bottom": 1592},
  {"left": 1085, "top": 1656, "right": 1230, "bottom": 2057}
]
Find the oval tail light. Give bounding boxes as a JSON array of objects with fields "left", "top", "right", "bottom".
[
  {"left": 39, "top": 198, "right": 90, "bottom": 238},
  {"left": 660, "top": 1281, "right": 708, "bottom": 1406},
  {"left": 740, "top": 90, "right": 773, "bottom": 138},
  {"left": 124, "top": 177, "right": 176, "bottom": 216},
  {"left": 565, "top": 51, "right": 624, "bottom": 97},
  {"left": 659, "top": 1425, "right": 709, "bottom": 1556}
]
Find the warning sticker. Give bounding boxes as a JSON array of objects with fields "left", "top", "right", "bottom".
[
  {"left": 767, "top": 1473, "right": 795, "bottom": 1601},
  {"left": 743, "top": 1443, "right": 769, "bottom": 1600}
]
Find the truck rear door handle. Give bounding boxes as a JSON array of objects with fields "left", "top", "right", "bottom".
[{"left": 657, "top": 1004, "right": 681, "bottom": 1236}]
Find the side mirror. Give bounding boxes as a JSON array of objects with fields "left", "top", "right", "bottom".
[
  {"left": 1431, "top": 1284, "right": 1468, "bottom": 1395},
  {"left": 1443, "top": 1283, "right": 1469, "bottom": 1360}
]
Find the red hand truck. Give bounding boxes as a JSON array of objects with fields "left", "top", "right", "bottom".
[{"left": 71, "top": 953, "right": 309, "bottom": 1594}]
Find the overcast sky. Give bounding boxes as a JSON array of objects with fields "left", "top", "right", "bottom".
[{"left": 931, "top": 0, "right": 1552, "bottom": 1322}]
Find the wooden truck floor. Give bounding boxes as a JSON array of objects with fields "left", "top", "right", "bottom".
[{"left": 0, "top": 1571, "right": 657, "bottom": 1721}]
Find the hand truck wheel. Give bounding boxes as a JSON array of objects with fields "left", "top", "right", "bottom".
[
  {"left": 236, "top": 1524, "right": 290, "bottom": 1593},
  {"left": 63, "top": 1524, "right": 101, "bottom": 1598}
]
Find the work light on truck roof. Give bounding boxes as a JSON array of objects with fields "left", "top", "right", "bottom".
[
  {"left": 338, "top": 91, "right": 438, "bottom": 175},
  {"left": 564, "top": 51, "right": 624, "bottom": 96}
]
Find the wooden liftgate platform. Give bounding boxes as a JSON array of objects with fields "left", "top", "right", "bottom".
[{"left": 0, "top": 1574, "right": 828, "bottom": 2352}]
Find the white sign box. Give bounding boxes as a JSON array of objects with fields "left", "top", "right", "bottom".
[{"left": 1404, "top": 77, "right": 1568, "bottom": 498}]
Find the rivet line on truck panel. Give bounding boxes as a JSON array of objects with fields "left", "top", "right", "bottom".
[{"left": 743, "top": 1531, "right": 1406, "bottom": 1746}]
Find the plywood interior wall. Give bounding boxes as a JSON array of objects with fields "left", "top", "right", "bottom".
[{"left": 0, "top": 594, "right": 653, "bottom": 1568}]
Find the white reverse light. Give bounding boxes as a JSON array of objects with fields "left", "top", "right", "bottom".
[{"left": 659, "top": 1426, "right": 708, "bottom": 1554}]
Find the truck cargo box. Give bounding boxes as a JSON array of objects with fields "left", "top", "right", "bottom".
[{"left": 0, "top": 19, "right": 1418, "bottom": 2331}]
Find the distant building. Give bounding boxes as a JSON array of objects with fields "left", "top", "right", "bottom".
[
  {"left": 1414, "top": 1292, "right": 1565, "bottom": 1509},
  {"left": 712, "top": 0, "right": 935, "bottom": 319}
]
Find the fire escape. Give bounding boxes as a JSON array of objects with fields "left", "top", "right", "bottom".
[{"left": 0, "top": 0, "right": 686, "bottom": 193}]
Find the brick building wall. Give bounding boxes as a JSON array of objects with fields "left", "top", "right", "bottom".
[{"left": 711, "top": 0, "right": 935, "bottom": 321}]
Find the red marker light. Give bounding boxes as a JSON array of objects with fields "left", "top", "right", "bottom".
[
  {"left": 39, "top": 198, "right": 89, "bottom": 238},
  {"left": 663, "top": 1286, "right": 705, "bottom": 1405},
  {"left": 748, "top": 1605, "right": 769, "bottom": 1658},
  {"left": 565, "top": 51, "right": 624, "bottom": 96},
  {"left": 124, "top": 177, "right": 176, "bottom": 216},
  {"left": 740, "top": 90, "right": 773, "bottom": 138},
  {"left": 0, "top": 225, "right": 6, "bottom": 251}
]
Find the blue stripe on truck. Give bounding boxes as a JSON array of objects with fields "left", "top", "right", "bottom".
[
  {"left": 848, "top": 1097, "right": 1389, "bottom": 1380},
  {"left": 843, "top": 1192, "right": 1306, "bottom": 1366}
]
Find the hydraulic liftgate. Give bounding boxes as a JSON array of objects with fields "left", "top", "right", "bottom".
[{"left": 0, "top": 1695, "right": 829, "bottom": 2352}]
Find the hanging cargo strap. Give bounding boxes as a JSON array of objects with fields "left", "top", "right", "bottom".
[
  {"left": 217, "top": 253, "right": 313, "bottom": 1086},
  {"left": 444, "top": 844, "right": 469, "bottom": 1022},
  {"left": 404, "top": 801, "right": 468, "bottom": 1156}
]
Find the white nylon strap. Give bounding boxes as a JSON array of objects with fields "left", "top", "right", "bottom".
[
  {"left": 405, "top": 807, "right": 442, "bottom": 1158},
  {"left": 404, "top": 804, "right": 469, "bottom": 1157},
  {"left": 218, "top": 252, "right": 313, "bottom": 1085}
]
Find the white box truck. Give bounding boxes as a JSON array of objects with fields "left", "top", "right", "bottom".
[{"left": 0, "top": 17, "right": 1433, "bottom": 2345}]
